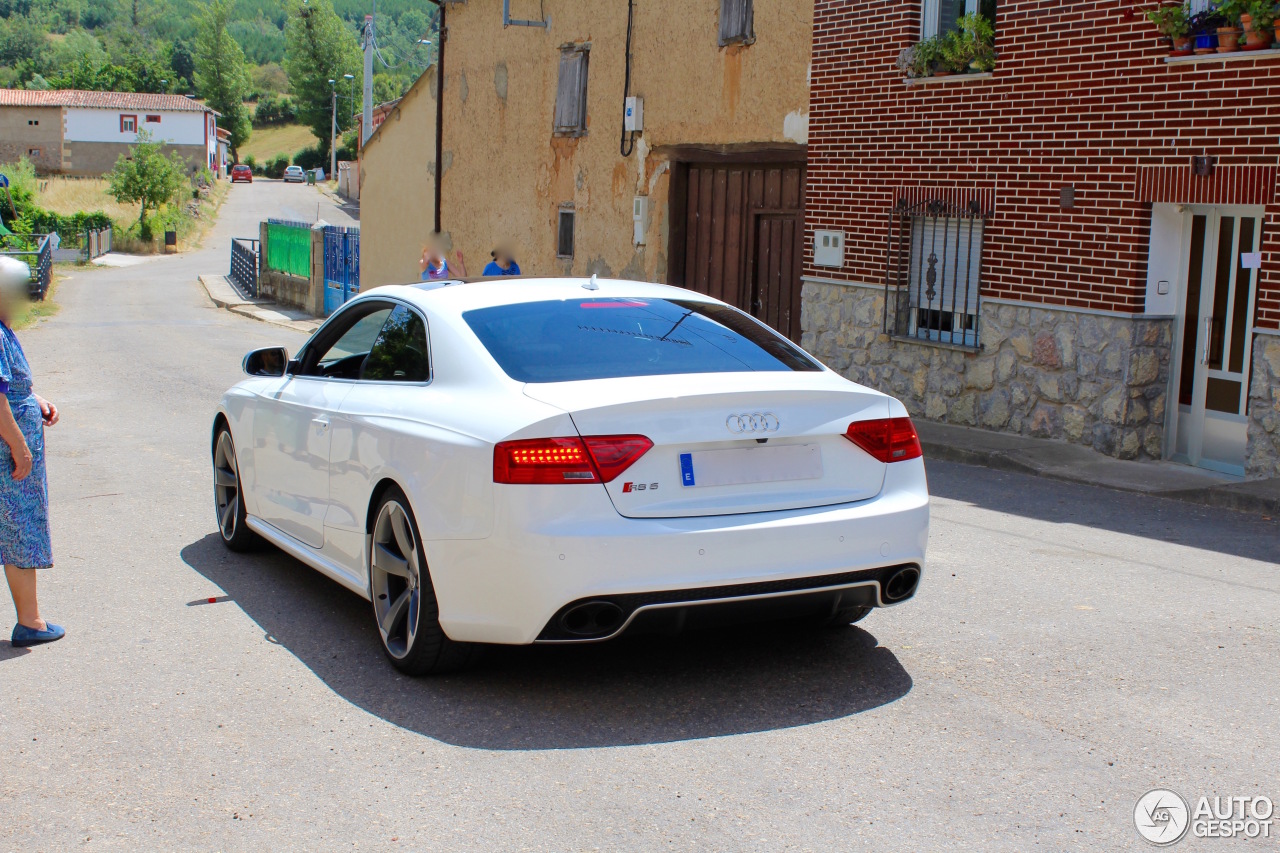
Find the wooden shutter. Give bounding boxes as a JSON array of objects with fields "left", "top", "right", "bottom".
[
  {"left": 718, "top": 0, "right": 754, "bottom": 45},
  {"left": 554, "top": 46, "right": 588, "bottom": 135}
]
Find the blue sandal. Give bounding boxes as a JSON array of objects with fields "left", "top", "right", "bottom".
[{"left": 11, "top": 622, "right": 65, "bottom": 647}]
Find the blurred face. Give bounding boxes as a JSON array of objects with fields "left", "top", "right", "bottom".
[
  {"left": 493, "top": 244, "right": 515, "bottom": 266},
  {"left": 0, "top": 257, "right": 31, "bottom": 323}
]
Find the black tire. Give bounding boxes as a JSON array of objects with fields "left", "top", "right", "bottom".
[
  {"left": 823, "top": 606, "right": 872, "bottom": 628},
  {"left": 213, "top": 425, "right": 259, "bottom": 552},
  {"left": 369, "top": 486, "right": 480, "bottom": 675}
]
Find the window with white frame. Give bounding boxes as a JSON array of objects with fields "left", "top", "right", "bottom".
[{"left": 921, "top": 0, "right": 995, "bottom": 38}]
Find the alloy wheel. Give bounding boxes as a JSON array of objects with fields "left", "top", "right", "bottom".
[
  {"left": 213, "top": 431, "right": 240, "bottom": 541},
  {"left": 371, "top": 500, "right": 421, "bottom": 659}
]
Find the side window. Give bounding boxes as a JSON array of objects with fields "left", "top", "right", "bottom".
[
  {"left": 362, "top": 306, "right": 430, "bottom": 382},
  {"left": 719, "top": 0, "right": 755, "bottom": 46},
  {"left": 299, "top": 303, "right": 394, "bottom": 379},
  {"left": 553, "top": 44, "right": 589, "bottom": 136}
]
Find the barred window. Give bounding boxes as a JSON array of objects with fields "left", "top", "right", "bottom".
[
  {"left": 719, "top": 0, "right": 755, "bottom": 46},
  {"left": 887, "top": 200, "right": 987, "bottom": 349},
  {"left": 553, "top": 44, "right": 589, "bottom": 136}
]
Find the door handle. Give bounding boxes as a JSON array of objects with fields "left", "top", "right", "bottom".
[
  {"left": 312, "top": 416, "right": 330, "bottom": 432},
  {"left": 1201, "top": 316, "right": 1212, "bottom": 365}
]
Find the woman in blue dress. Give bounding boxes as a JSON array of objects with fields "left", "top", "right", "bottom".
[{"left": 0, "top": 257, "right": 62, "bottom": 648}]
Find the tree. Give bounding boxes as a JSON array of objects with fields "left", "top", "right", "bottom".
[
  {"left": 194, "top": 0, "right": 252, "bottom": 159},
  {"left": 105, "top": 130, "right": 188, "bottom": 241},
  {"left": 284, "top": 0, "right": 360, "bottom": 156}
]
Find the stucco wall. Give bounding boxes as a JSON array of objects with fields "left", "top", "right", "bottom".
[
  {"left": 63, "top": 108, "right": 207, "bottom": 146},
  {"left": 360, "top": 70, "right": 438, "bottom": 289},
  {"left": 0, "top": 106, "right": 64, "bottom": 173},
  {"left": 360, "top": 0, "right": 812, "bottom": 288}
]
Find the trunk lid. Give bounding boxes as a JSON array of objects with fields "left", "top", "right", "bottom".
[{"left": 524, "top": 373, "right": 890, "bottom": 518}]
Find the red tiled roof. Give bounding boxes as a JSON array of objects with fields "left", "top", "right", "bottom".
[{"left": 0, "top": 89, "right": 219, "bottom": 115}]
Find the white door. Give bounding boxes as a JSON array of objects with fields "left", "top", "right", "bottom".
[
  {"left": 252, "top": 301, "right": 396, "bottom": 547},
  {"left": 1170, "top": 208, "right": 1262, "bottom": 476}
]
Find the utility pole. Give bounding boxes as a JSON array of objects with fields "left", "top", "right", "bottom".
[
  {"left": 362, "top": 14, "right": 374, "bottom": 147},
  {"left": 329, "top": 80, "right": 338, "bottom": 179}
]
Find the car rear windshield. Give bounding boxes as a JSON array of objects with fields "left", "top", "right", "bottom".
[{"left": 463, "top": 297, "right": 822, "bottom": 383}]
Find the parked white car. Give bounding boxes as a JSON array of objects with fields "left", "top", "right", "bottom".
[
  {"left": 212, "top": 278, "right": 930, "bottom": 674},
  {"left": 282, "top": 165, "right": 306, "bottom": 183}
]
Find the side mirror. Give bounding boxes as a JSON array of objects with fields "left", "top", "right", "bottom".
[{"left": 243, "top": 346, "right": 289, "bottom": 377}]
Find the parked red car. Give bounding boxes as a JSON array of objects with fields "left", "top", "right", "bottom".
[{"left": 230, "top": 164, "right": 252, "bottom": 183}]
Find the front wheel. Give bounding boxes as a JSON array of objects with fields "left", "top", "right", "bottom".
[
  {"left": 213, "top": 426, "right": 258, "bottom": 552},
  {"left": 370, "top": 487, "right": 479, "bottom": 675}
]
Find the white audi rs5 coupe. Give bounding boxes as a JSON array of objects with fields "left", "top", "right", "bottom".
[{"left": 213, "top": 277, "right": 930, "bottom": 674}]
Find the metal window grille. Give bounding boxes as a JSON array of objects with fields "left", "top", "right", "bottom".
[
  {"left": 553, "top": 45, "right": 590, "bottom": 136},
  {"left": 885, "top": 198, "right": 988, "bottom": 349},
  {"left": 719, "top": 0, "right": 755, "bottom": 45},
  {"left": 557, "top": 209, "right": 575, "bottom": 258}
]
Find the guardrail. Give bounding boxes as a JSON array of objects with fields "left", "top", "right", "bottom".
[
  {"left": 0, "top": 234, "right": 53, "bottom": 300},
  {"left": 230, "top": 238, "right": 260, "bottom": 297}
]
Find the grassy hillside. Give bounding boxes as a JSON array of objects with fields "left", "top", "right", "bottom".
[{"left": 240, "top": 123, "right": 318, "bottom": 164}]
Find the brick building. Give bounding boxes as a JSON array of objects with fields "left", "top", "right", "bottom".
[{"left": 800, "top": 0, "right": 1280, "bottom": 479}]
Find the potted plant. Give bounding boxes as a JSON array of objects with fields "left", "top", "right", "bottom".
[
  {"left": 1189, "top": 6, "right": 1229, "bottom": 52},
  {"left": 1142, "top": 2, "right": 1194, "bottom": 55},
  {"left": 897, "top": 35, "right": 943, "bottom": 78},
  {"left": 958, "top": 12, "right": 997, "bottom": 71},
  {"left": 1239, "top": 0, "right": 1277, "bottom": 47}
]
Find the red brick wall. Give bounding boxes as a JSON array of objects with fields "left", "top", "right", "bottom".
[{"left": 806, "top": 0, "right": 1280, "bottom": 329}]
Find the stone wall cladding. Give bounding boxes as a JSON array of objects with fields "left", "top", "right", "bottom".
[
  {"left": 1246, "top": 335, "right": 1280, "bottom": 479},
  {"left": 802, "top": 281, "right": 1173, "bottom": 461}
]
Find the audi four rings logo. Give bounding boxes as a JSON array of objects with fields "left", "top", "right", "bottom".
[{"left": 726, "top": 413, "right": 781, "bottom": 434}]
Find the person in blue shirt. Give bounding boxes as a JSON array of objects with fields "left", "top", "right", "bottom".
[{"left": 482, "top": 245, "right": 521, "bottom": 277}]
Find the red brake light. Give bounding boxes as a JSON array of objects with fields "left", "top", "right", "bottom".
[
  {"left": 494, "top": 435, "right": 653, "bottom": 484},
  {"left": 844, "top": 417, "right": 922, "bottom": 463}
]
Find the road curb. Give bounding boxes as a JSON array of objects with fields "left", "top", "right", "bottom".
[{"left": 921, "top": 438, "right": 1279, "bottom": 517}]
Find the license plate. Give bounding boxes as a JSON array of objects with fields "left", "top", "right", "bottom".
[{"left": 679, "top": 444, "right": 823, "bottom": 488}]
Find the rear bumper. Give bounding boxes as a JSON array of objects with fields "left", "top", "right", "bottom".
[{"left": 424, "top": 459, "right": 929, "bottom": 645}]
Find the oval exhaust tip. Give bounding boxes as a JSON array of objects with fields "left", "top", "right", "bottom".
[
  {"left": 884, "top": 567, "right": 921, "bottom": 603},
  {"left": 560, "top": 601, "right": 625, "bottom": 637}
]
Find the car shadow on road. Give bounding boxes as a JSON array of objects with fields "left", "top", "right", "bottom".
[{"left": 181, "top": 533, "right": 912, "bottom": 750}]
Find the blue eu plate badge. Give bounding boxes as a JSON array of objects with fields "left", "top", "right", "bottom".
[{"left": 679, "top": 453, "right": 696, "bottom": 487}]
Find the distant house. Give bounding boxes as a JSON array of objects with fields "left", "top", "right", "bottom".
[
  {"left": 0, "top": 89, "right": 220, "bottom": 177},
  {"left": 215, "top": 126, "right": 231, "bottom": 178}
]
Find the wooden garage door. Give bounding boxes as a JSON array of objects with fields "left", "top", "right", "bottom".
[{"left": 670, "top": 162, "right": 806, "bottom": 341}]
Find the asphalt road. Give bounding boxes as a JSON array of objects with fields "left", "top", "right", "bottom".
[{"left": 1, "top": 181, "right": 1278, "bottom": 851}]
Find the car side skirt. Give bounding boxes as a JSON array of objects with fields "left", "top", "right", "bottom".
[{"left": 245, "top": 515, "right": 372, "bottom": 600}]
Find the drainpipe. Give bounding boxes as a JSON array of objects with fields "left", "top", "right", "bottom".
[{"left": 434, "top": 2, "right": 445, "bottom": 234}]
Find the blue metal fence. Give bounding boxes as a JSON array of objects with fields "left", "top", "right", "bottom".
[{"left": 322, "top": 225, "right": 360, "bottom": 315}]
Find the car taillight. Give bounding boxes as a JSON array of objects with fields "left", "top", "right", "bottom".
[
  {"left": 844, "top": 417, "right": 922, "bottom": 463},
  {"left": 494, "top": 435, "right": 653, "bottom": 484}
]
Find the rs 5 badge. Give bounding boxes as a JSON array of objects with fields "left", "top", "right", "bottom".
[{"left": 621, "top": 482, "right": 659, "bottom": 493}]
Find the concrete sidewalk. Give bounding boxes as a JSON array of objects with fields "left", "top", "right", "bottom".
[
  {"left": 199, "top": 274, "right": 322, "bottom": 334},
  {"left": 917, "top": 420, "right": 1280, "bottom": 516}
]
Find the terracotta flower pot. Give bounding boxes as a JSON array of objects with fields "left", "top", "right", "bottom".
[
  {"left": 1240, "top": 13, "right": 1274, "bottom": 48},
  {"left": 1217, "top": 27, "right": 1241, "bottom": 51},
  {"left": 1171, "top": 35, "right": 1194, "bottom": 55}
]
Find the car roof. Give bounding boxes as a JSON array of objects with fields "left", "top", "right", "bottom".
[{"left": 371, "top": 277, "right": 725, "bottom": 314}]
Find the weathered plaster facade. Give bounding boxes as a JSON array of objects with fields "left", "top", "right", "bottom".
[
  {"left": 0, "top": 106, "right": 64, "bottom": 173},
  {"left": 360, "top": 0, "right": 812, "bottom": 287},
  {"left": 359, "top": 70, "right": 438, "bottom": 290}
]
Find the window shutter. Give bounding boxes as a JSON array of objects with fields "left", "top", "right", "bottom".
[
  {"left": 718, "top": 0, "right": 754, "bottom": 46},
  {"left": 908, "top": 216, "right": 983, "bottom": 316},
  {"left": 554, "top": 47, "right": 588, "bottom": 135}
]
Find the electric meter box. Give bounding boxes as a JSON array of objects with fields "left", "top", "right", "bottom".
[
  {"left": 633, "top": 196, "right": 649, "bottom": 245},
  {"left": 814, "top": 230, "right": 845, "bottom": 268},
  {"left": 625, "top": 97, "right": 644, "bottom": 133}
]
